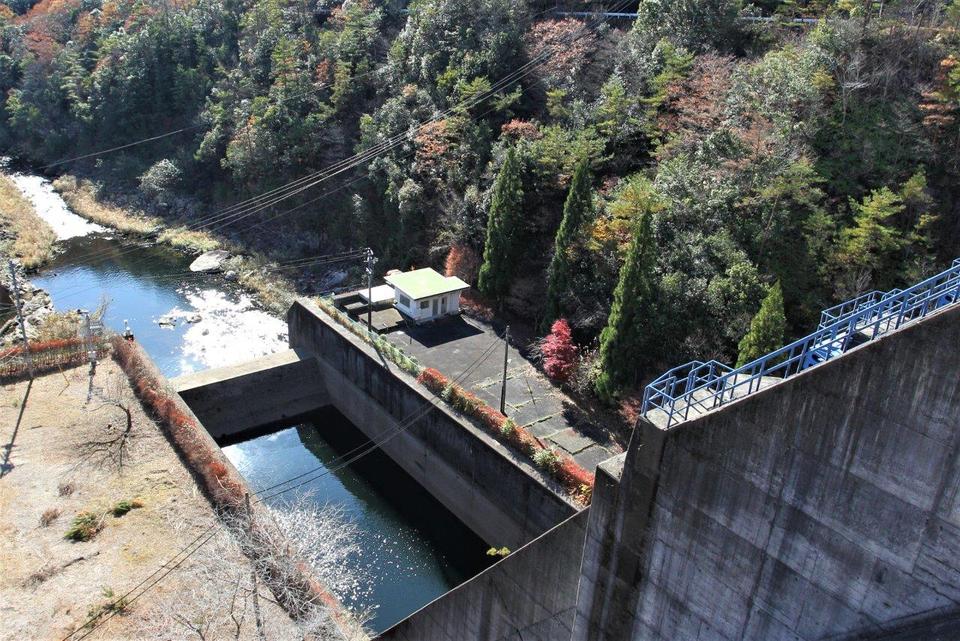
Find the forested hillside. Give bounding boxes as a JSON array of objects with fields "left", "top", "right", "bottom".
[{"left": 1, "top": 0, "right": 958, "bottom": 401}]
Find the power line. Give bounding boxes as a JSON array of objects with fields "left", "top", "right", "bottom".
[
  {"left": 30, "top": 2, "right": 567, "bottom": 271},
  {"left": 40, "top": 248, "right": 369, "bottom": 301},
  {"left": 54, "top": 5, "right": 630, "bottom": 636},
  {"left": 61, "top": 332, "right": 502, "bottom": 640},
  {"left": 36, "top": 0, "right": 625, "bottom": 283},
  {"left": 38, "top": 2, "right": 561, "bottom": 172}
]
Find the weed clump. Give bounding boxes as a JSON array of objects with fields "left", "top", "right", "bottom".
[
  {"left": 65, "top": 512, "right": 104, "bottom": 542},
  {"left": 533, "top": 448, "right": 559, "bottom": 472},
  {"left": 39, "top": 507, "right": 61, "bottom": 527},
  {"left": 84, "top": 587, "right": 130, "bottom": 627},
  {"left": 110, "top": 499, "right": 143, "bottom": 517}
]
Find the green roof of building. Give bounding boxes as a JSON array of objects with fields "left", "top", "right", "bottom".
[{"left": 384, "top": 268, "right": 469, "bottom": 300}]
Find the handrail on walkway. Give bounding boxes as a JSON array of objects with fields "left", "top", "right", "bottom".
[{"left": 643, "top": 258, "right": 960, "bottom": 427}]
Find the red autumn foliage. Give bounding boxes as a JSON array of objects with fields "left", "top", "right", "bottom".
[
  {"left": 111, "top": 337, "right": 246, "bottom": 509},
  {"left": 501, "top": 119, "right": 542, "bottom": 140},
  {"left": 557, "top": 455, "right": 595, "bottom": 501},
  {"left": 541, "top": 319, "right": 577, "bottom": 383},
  {"left": 416, "top": 366, "right": 448, "bottom": 394},
  {"left": 0, "top": 337, "right": 108, "bottom": 381},
  {"left": 444, "top": 244, "right": 480, "bottom": 284},
  {"left": 414, "top": 119, "right": 453, "bottom": 175},
  {"left": 416, "top": 366, "right": 593, "bottom": 502},
  {"left": 459, "top": 290, "right": 495, "bottom": 322},
  {"left": 524, "top": 19, "right": 595, "bottom": 83},
  {"left": 657, "top": 55, "right": 735, "bottom": 152}
]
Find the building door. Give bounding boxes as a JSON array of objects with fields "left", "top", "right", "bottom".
[
  {"left": 432, "top": 298, "right": 438, "bottom": 317},
  {"left": 441, "top": 296, "right": 447, "bottom": 315}
]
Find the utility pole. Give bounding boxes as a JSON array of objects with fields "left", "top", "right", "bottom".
[
  {"left": 8, "top": 261, "right": 33, "bottom": 380},
  {"left": 79, "top": 309, "right": 96, "bottom": 368},
  {"left": 500, "top": 325, "right": 510, "bottom": 415},
  {"left": 245, "top": 493, "right": 266, "bottom": 641},
  {"left": 365, "top": 248, "right": 377, "bottom": 333}
]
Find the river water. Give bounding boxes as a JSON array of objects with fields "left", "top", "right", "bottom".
[{"left": 15, "top": 172, "right": 491, "bottom": 633}]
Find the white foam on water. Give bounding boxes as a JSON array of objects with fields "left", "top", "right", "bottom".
[
  {"left": 176, "top": 287, "right": 288, "bottom": 372},
  {"left": 8, "top": 173, "right": 106, "bottom": 240}
]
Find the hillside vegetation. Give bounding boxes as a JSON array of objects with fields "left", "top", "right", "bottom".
[{"left": 0, "top": 0, "right": 958, "bottom": 400}]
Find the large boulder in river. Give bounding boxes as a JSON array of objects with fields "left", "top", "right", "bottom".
[{"left": 190, "top": 250, "right": 231, "bottom": 273}]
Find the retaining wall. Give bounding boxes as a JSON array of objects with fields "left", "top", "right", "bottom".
[
  {"left": 572, "top": 303, "right": 960, "bottom": 641},
  {"left": 378, "top": 508, "right": 591, "bottom": 641},
  {"left": 288, "top": 299, "right": 577, "bottom": 550},
  {"left": 173, "top": 348, "right": 328, "bottom": 439}
]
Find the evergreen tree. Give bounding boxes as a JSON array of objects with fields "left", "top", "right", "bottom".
[
  {"left": 544, "top": 158, "right": 592, "bottom": 329},
  {"left": 839, "top": 187, "right": 905, "bottom": 282},
  {"left": 594, "top": 211, "right": 658, "bottom": 403},
  {"left": 478, "top": 147, "right": 524, "bottom": 301},
  {"left": 735, "top": 281, "right": 786, "bottom": 367}
]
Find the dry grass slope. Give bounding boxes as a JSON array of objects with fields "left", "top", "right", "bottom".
[
  {"left": 53, "top": 176, "right": 220, "bottom": 253},
  {"left": 52, "top": 176, "right": 160, "bottom": 236},
  {"left": 0, "top": 175, "right": 57, "bottom": 269}
]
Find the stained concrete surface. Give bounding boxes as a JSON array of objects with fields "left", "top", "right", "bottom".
[{"left": 390, "top": 315, "right": 619, "bottom": 471}]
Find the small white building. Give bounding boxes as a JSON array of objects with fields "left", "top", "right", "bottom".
[{"left": 385, "top": 268, "right": 470, "bottom": 323}]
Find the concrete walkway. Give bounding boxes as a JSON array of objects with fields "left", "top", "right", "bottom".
[{"left": 389, "top": 316, "right": 619, "bottom": 472}]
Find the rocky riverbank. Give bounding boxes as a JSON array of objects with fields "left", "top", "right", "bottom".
[
  {"left": 0, "top": 171, "right": 58, "bottom": 344},
  {"left": 52, "top": 175, "right": 301, "bottom": 316},
  {"left": 0, "top": 260, "right": 55, "bottom": 345}
]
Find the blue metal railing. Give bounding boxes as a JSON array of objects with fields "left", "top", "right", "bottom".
[{"left": 643, "top": 258, "right": 960, "bottom": 427}]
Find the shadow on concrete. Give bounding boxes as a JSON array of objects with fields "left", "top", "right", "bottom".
[
  {"left": 1, "top": 378, "right": 33, "bottom": 478},
  {"left": 403, "top": 316, "right": 484, "bottom": 348}
]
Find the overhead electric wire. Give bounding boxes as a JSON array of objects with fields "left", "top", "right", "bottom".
[
  {"left": 57, "top": 5, "right": 628, "bottom": 635},
  {"left": 37, "top": 64, "right": 394, "bottom": 170},
  {"left": 38, "top": 1, "right": 560, "bottom": 173},
  {"left": 40, "top": 0, "right": 617, "bottom": 277},
  {"left": 195, "top": 5, "right": 625, "bottom": 233},
  {"left": 169, "top": 1, "right": 613, "bottom": 232},
  {"left": 62, "top": 331, "right": 503, "bottom": 641},
  {"left": 42, "top": 248, "right": 370, "bottom": 301}
]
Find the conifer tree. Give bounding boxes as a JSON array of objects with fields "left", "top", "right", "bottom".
[
  {"left": 736, "top": 281, "right": 787, "bottom": 367},
  {"left": 595, "top": 211, "right": 658, "bottom": 403},
  {"left": 544, "top": 158, "right": 592, "bottom": 329},
  {"left": 841, "top": 187, "right": 905, "bottom": 278},
  {"left": 478, "top": 147, "right": 524, "bottom": 301}
]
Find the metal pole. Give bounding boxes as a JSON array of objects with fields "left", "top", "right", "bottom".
[
  {"left": 8, "top": 261, "right": 33, "bottom": 380},
  {"left": 81, "top": 310, "right": 96, "bottom": 366},
  {"left": 366, "top": 248, "right": 377, "bottom": 332},
  {"left": 500, "top": 325, "right": 510, "bottom": 415},
  {"left": 245, "top": 493, "right": 266, "bottom": 641}
]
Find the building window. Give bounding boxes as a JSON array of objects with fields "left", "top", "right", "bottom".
[
  {"left": 397, "top": 294, "right": 410, "bottom": 308},
  {"left": 420, "top": 300, "right": 430, "bottom": 310}
]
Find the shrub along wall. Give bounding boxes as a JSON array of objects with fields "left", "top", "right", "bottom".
[
  {"left": 417, "top": 367, "right": 594, "bottom": 504},
  {"left": 109, "top": 337, "right": 358, "bottom": 637}
]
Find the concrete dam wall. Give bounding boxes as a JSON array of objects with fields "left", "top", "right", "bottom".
[
  {"left": 174, "top": 295, "right": 960, "bottom": 640},
  {"left": 573, "top": 303, "right": 960, "bottom": 641},
  {"left": 174, "top": 348, "right": 329, "bottom": 438}
]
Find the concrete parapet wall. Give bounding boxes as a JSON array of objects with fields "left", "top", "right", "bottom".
[
  {"left": 288, "top": 299, "right": 576, "bottom": 549},
  {"left": 173, "top": 348, "right": 329, "bottom": 439},
  {"left": 378, "top": 508, "right": 590, "bottom": 641},
  {"left": 573, "top": 303, "right": 960, "bottom": 641}
]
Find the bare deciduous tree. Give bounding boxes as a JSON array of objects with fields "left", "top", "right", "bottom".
[
  {"left": 75, "top": 373, "right": 137, "bottom": 471},
  {"left": 137, "top": 494, "right": 370, "bottom": 641}
]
